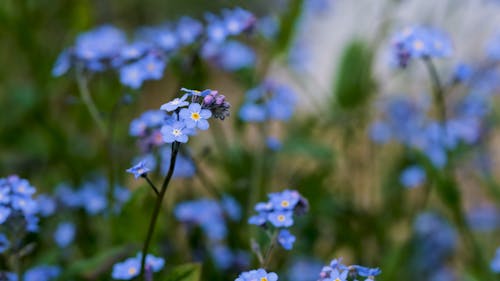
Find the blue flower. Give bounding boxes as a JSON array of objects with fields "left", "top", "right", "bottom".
[
  {"left": 52, "top": 50, "right": 71, "bottom": 77},
  {"left": 266, "top": 137, "right": 282, "bottom": 151},
  {"left": 399, "top": 165, "right": 426, "bottom": 188},
  {"left": 354, "top": 266, "right": 382, "bottom": 279},
  {"left": 120, "top": 62, "right": 145, "bottom": 89},
  {"left": 54, "top": 221, "right": 76, "bottom": 248},
  {"left": 0, "top": 233, "right": 9, "bottom": 253},
  {"left": 112, "top": 253, "right": 164, "bottom": 280},
  {"left": 239, "top": 103, "right": 267, "bottom": 122},
  {"left": 126, "top": 161, "right": 150, "bottom": 179},
  {"left": 248, "top": 213, "right": 268, "bottom": 226},
  {"left": 161, "top": 122, "right": 190, "bottom": 143},
  {"left": 391, "top": 26, "right": 452, "bottom": 67},
  {"left": 180, "top": 88, "right": 211, "bottom": 97},
  {"left": 154, "top": 28, "right": 179, "bottom": 52},
  {"left": 24, "top": 265, "right": 60, "bottom": 281},
  {"left": 486, "top": 32, "right": 500, "bottom": 61},
  {"left": 268, "top": 211, "right": 294, "bottom": 227},
  {"left": 36, "top": 195, "right": 56, "bottom": 217},
  {"left": 491, "top": 247, "right": 500, "bottom": 273},
  {"left": 222, "top": 8, "right": 255, "bottom": 35},
  {"left": 175, "top": 199, "right": 228, "bottom": 241},
  {"left": 160, "top": 148, "right": 196, "bottom": 178},
  {"left": 0, "top": 272, "right": 17, "bottom": 281},
  {"left": 176, "top": 17, "right": 203, "bottom": 45},
  {"left": 269, "top": 190, "right": 300, "bottom": 211},
  {"left": 179, "top": 103, "right": 212, "bottom": 130},
  {"left": 206, "top": 41, "right": 255, "bottom": 71},
  {"left": 221, "top": 195, "right": 242, "bottom": 221},
  {"left": 74, "top": 25, "right": 126, "bottom": 61},
  {"left": 286, "top": 258, "right": 323, "bottom": 281},
  {"left": 160, "top": 95, "right": 189, "bottom": 112},
  {"left": 0, "top": 206, "right": 11, "bottom": 224},
  {"left": 235, "top": 268, "right": 278, "bottom": 281},
  {"left": 278, "top": 229, "right": 296, "bottom": 250}
]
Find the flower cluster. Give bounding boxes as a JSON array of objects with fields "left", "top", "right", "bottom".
[
  {"left": 249, "top": 190, "right": 308, "bottom": 250},
  {"left": 111, "top": 252, "right": 165, "bottom": 280},
  {"left": 55, "top": 177, "right": 130, "bottom": 215},
  {"left": 239, "top": 81, "right": 297, "bottom": 123},
  {"left": 157, "top": 88, "right": 229, "bottom": 145},
  {"left": 0, "top": 175, "right": 40, "bottom": 235},
  {"left": 235, "top": 268, "right": 278, "bottom": 281},
  {"left": 369, "top": 94, "right": 483, "bottom": 169},
  {"left": 390, "top": 26, "right": 452, "bottom": 68},
  {"left": 318, "top": 258, "right": 381, "bottom": 281},
  {"left": 53, "top": 8, "right": 256, "bottom": 89}
]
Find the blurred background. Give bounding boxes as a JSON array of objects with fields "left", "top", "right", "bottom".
[{"left": 1, "top": 0, "right": 500, "bottom": 280}]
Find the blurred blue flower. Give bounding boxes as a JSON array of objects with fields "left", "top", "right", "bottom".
[
  {"left": 221, "top": 195, "right": 242, "bottom": 221},
  {"left": 391, "top": 26, "right": 452, "bottom": 67},
  {"left": 0, "top": 233, "right": 9, "bottom": 253},
  {"left": 176, "top": 17, "right": 203, "bottom": 45},
  {"left": 0, "top": 272, "right": 17, "bottom": 281},
  {"left": 0, "top": 175, "right": 40, "bottom": 232},
  {"left": 217, "top": 41, "right": 256, "bottom": 71},
  {"left": 235, "top": 269, "right": 278, "bottom": 281},
  {"left": 54, "top": 221, "right": 76, "bottom": 248},
  {"left": 126, "top": 161, "right": 150, "bottom": 179},
  {"left": 35, "top": 194, "right": 56, "bottom": 217},
  {"left": 24, "top": 265, "right": 60, "bottom": 281},
  {"left": 75, "top": 25, "right": 126, "bottom": 61},
  {"left": 286, "top": 258, "right": 323, "bottom": 281},
  {"left": 51, "top": 50, "right": 71, "bottom": 77},
  {"left": 467, "top": 205, "right": 500, "bottom": 231},
  {"left": 491, "top": 247, "right": 500, "bottom": 273},
  {"left": 400, "top": 165, "right": 426, "bottom": 188},
  {"left": 175, "top": 199, "right": 228, "bottom": 241},
  {"left": 277, "top": 229, "right": 296, "bottom": 250},
  {"left": 112, "top": 252, "right": 164, "bottom": 280},
  {"left": 160, "top": 148, "right": 196, "bottom": 179},
  {"left": 486, "top": 32, "right": 500, "bottom": 61},
  {"left": 239, "top": 81, "right": 297, "bottom": 123}
]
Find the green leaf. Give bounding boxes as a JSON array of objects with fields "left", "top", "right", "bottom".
[
  {"left": 275, "top": 0, "right": 304, "bottom": 55},
  {"left": 61, "top": 246, "right": 131, "bottom": 279},
  {"left": 332, "top": 39, "right": 375, "bottom": 110},
  {"left": 164, "top": 263, "right": 201, "bottom": 281}
]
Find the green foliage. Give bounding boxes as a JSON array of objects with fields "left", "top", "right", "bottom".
[{"left": 163, "top": 263, "right": 201, "bottom": 281}]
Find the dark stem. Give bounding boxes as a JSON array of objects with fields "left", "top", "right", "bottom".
[
  {"left": 422, "top": 57, "right": 447, "bottom": 125},
  {"left": 139, "top": 142, "right": 180, "bottom": 280},
  {"left": 143, "top": 175, "right": 160, "bottom": 197}
]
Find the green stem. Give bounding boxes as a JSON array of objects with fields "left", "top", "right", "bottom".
[
  {"left": 262, "top": 230, "right": 278, "bottom": 269},
  {"left": 75, "top": 71, "right": 107, "bottom": 135},
  {"left": 140, "top": 142, "right": 180, "bottom": 280},
  {"left": 422, "top": 58, "right": 447, "bottom": 125}
]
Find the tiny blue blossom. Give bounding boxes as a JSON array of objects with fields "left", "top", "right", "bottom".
[
  {"left": 161, "top": 122, "right": 190, "bottom": 143},
  {"left": 126, "top": 161, "right": 150, "bottom": 179},
  {"left": 277, "top": 229, "right": 296, "bottom": 250},
  {"left": 160, "top": 94, "right": 189, "bottom": 112},
  {"left": 490, "top": 247, "right": 500, "bottom": 273}
]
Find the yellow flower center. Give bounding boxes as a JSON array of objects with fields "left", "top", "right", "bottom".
[
  {"left": 260, "top": 278, "right": 268, "bottom": 281},
  {"left": 128, "top": 267, "right": 137, "bottom": 275},
  {"left": 147, "top": 63, "right": 155, "bottom": 72},
  {"left": 334, "top": 278, "right": 341, "bottom": 281},
  {"left": 277, "top": 215, "right": 285, "bottom": 222},
  {"left": 172, "top": 129, "right": 182, "bottom": 137},
  {"left": 281, "top": 200, "right": 289, "bottom": 208},
  {"left": 191, "top": 112, "right": 201, "bottom": 121},
  {"left": 413, "top": 40, "right": 424, "bottom": 50}
]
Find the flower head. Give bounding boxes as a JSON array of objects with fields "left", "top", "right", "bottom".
[
  {"left": 160, "top": 94, "right": 189, "bottom": 112},
  {"left": 111, "top": 253, "right": 164, "bottom": 280},
  {"left": 161, "top": 122, "right": 190, "bottom": 143},
  {"left": 179, "top": 103, "right": 212, "bottom": 130},
  {"left": 126, "top": 161, "right": 151, "bottom": 179}
]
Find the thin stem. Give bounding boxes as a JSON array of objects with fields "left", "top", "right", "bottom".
[
  {"left": 422, "top": 58, "right": 447, "bottom": 125},
  {"left": 143, "top": 175, "right": 160, "bottom": 197},
  {"left": 75, "top": 71, "right": 107, "bottom": 135},
  {"left": 262, "top": 230, "right": 278, "bottom": 269},
  {"left": 140, "top": 142, "right": 180, "bottom": 280}
]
